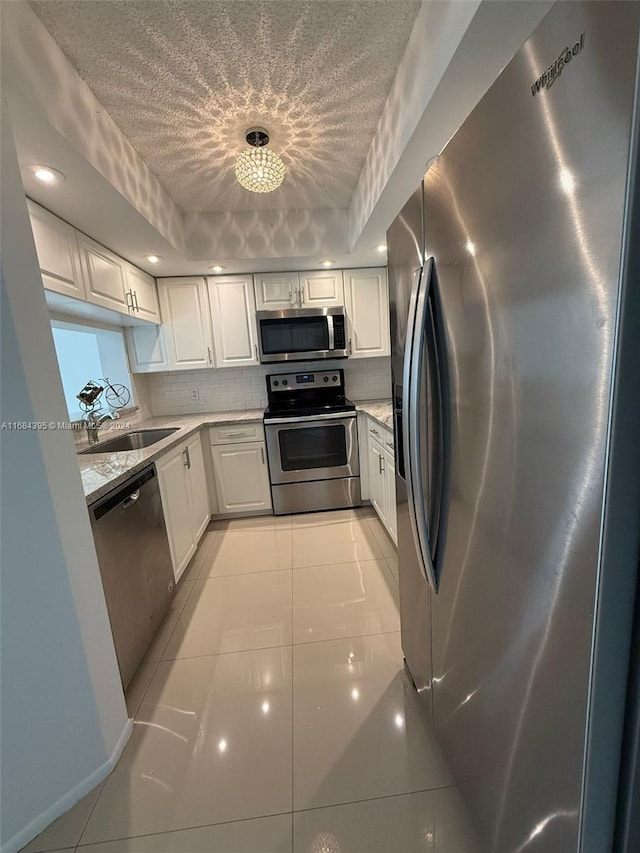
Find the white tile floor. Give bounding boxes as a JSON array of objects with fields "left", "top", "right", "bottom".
[{"left": 22, "top": 509, "right": 479, "bottom": 853}]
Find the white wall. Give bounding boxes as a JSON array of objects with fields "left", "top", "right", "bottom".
[
  {"left": 0, "top": 103, "right": 130, "bottom": 853},
  {"left": 144, "top": 357, "right": 392, "bottom": 417}
]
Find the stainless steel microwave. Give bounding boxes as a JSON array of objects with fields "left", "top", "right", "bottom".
[{"left": 256, "top": 306, "right": 348, "bottom": 363}]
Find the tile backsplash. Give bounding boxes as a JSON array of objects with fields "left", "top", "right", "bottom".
[{"left": 142, "top": 357, "right": 391, "bottom": 416}]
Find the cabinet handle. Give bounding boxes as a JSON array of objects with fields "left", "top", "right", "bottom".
[
  {"left": 379, "top": 454, "right": 384, "bottom": 474},
  {"left": 183, "top": 446, "right": 191, "bottom": 469},
  {"left": 207, "top": 346, "right": 213, "bottom": 364},
  {"left": 297, "top": 288, "right": 303, "bottom": 307},
  {"left": 224, "top": 431, "right": 247, "bottom": 437},
  {"left": 288, "top": 289, "right": 294, "bottom": 305},
  {"left": 125, "top": 290, "right": 134, "bottom": 311},
  {"left": 370, "top": 428, "right": 379, "bottom": 436},
  {"left": 260, "top": 446, "right": 265, "bottom": 464},
  {"left": 254, "top": 344, "right": 258, "bottom": 361},
  {"left": 348, "top": 338, "right": 352, "bottom": 356},
  {"left": 133, "top": 290, "right": 140, "bottom": 311},
  {"left": 386, "top": 442, "right": 394, "bottom": 450}
]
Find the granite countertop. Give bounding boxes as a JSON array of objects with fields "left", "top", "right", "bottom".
[
  {"left": 355, "top": 400, "right": 393, "bottom": 429},
  {"left": 78, "top": 410, "right": 264, "bottom": 505},
  {"left": 79, "top": 402, "right": 393, "bottom": 505}
]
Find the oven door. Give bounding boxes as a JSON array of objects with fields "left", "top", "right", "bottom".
[{"left": 265, "top": 413, "right": 359, "bottom": 484}]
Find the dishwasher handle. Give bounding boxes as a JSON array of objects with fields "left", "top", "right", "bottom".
[
  {"left": 91, "top": 465, "right": 156, "bottom": 522},
  {"left": 121, "top": 491, "right": 140, "bottom": 509}
]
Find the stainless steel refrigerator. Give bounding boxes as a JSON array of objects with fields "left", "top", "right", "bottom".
[{"left": 387, "top": 3, "right": 640, "bottom": 851}]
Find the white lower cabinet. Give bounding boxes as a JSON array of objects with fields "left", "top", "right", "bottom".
[
  {"left": 157, "top": 432, "right": 210, "bottom": 581},
  {"left": 210, "top": 425, "right": 271, "bottom": 515},
  {"left": 365, "top": 416, "right": 397, "bottom": 544}
]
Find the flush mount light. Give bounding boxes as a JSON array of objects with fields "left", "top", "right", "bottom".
[
  {"left": 235, "top": 127, "right": 285, "bottom": 194},
  {"left": 321, "top": 260, "right": 335, "bottom": 268},
  {"left": 376, "top": 244, "right": 387, "bottom": 253},
  {"left": 209, "top": 265, "right": 226, "bottom": 273},
  {"left": 144, "top": 254, "right": 163, "bottom": 264},
  {"left": 32, "top": 165, "right": 65, "bottom": 185}
]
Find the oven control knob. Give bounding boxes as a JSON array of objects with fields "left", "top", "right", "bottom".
[
  {"left": 273, "top": 380, "right": 279, "bottom": 387},
  {"left": 282, "top": 379, "right": 288, "bottom": 386},
  {"left": 332, "top": 375, "right": 338, "bottom": 381},
  {"left": 324, "top": 376, "right": 329, "bottom": 383}
]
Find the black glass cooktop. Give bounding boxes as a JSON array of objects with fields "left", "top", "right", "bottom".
[{"left": 263, "top": 399, "right": 356, "bottom": 420}]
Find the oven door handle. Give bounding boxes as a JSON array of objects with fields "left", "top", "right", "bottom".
[{"left": 265, "top": 412, "right": 356, "bottom": 425}]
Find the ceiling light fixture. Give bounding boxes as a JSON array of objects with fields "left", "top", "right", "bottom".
[
  {"left": 144, "top": 254, "right": 163, "bottom": 264},
  {"left": 235, "top": 128, "right": 285, "bottom": 194},
  {"left": 209, "top": 265, "right": 226, "bottom": 273},
  {"left": 321, "top": 260, "right": 335, "bottom": 268},
  {"left": 376, "top": 244, "right": 387, "bottom": 253},
  {"left": 32, "top": 165, "right": 65, "bottom": 185}
]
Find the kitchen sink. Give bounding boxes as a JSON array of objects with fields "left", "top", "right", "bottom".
[{"left": 79, "top": 428, "right": 179, "bottom": 454}]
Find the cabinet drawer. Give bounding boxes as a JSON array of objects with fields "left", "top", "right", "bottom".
[
  {"left": 368, "top": 421, "right": 392, "bottom": 444},
  {"left": 209, "top": 423, "right": 263, "bottom": 445}
]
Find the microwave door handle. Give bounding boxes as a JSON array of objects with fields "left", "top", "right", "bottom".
[{"left": 326, "top": 314, "right": 335, "bottom": 350}]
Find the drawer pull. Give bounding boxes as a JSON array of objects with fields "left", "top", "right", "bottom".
[{"left": 224, "top": 431, "right": 247, "bottom": 437}]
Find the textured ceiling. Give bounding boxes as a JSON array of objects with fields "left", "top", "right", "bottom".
[{"left": 29, "top": 0, "right": 421, "bottom": 214}]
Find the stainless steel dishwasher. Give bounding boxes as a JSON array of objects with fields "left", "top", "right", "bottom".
[{"left": 89, "top": 464, "right": 175, "bottom": 690}]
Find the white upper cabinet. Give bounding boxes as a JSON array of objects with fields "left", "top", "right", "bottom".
[
  {"left": 300, "top": 269, "right": 344, "bottom": 306},
  {"left": 124, "top": 263, "right": 161, "bottom": 323},
  {"left": 343, "top": 267, "right": 390, "bottom": 358},
  {"left": 125, "top": 325, "right": 170, "bottom": 373},
  {"left": 254, "top": 272, "right": 300, "bottom": 310},
  {"left": 207, "top": 275, "right": 259, "bottom": 367},
  {"left": 78, "top": 233, "right": 130, "bottom": 313},
  {"left": 27, "top": 199, "right": 85, "bottom": 300},
  {"left": 157, "top": 277, "right": 214, "bottom": 370},
  {"left": 254, "top": 270, "right": 344, "bottom": 309}
]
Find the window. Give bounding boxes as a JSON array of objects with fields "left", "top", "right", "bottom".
[{"left": 51, "top": 319, "right": 134, "bottom": 421}]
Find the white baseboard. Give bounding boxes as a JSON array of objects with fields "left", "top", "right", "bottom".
[{"left": 2, "top": 717, "right": 133, "bottom": 853}]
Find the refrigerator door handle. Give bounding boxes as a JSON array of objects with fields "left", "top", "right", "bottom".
[{"left": 403, "top": 258, "right": 438, "bottom": 591}]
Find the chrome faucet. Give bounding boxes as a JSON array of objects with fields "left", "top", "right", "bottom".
[{"left": 85, "top": 409, "right": 119, "bottom": 444}]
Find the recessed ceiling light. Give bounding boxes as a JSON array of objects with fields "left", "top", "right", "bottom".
[
  {"left": 376, "top": 244, "right": 387, "bottom": 253},
  {"left": 32, "top": 165, "right": 65, "bottom": 185},
  {"left": 144, "top": 254, "right": 163, "bottom": 264},
  {"left": 321, "top": 260, "right": 335, "bottom": 268},
  {"left": 209, "top": 265, "right": 226, "bottom": 273}
]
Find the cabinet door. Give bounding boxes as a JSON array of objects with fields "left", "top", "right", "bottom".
[
  {"left": 211, "top": 442, "right": 272, "bottom": 514},
  {"left": 158, "top": 278, "right": 214, "bottom": 370},
  {"left": 254, "top": 272, "right": 299, "bottom": 310},
  {"left": 78, "top": 234, "right": 130, "bottom": 313},
  {"left": 157, "top": 447, "right": 196, "bottom": 581},
  {"left": 300, "top": 270, "right": 344, "bottom": 306},
  {"left": 206, "top": 275, "right": 259, "bottom": 367},
  {"left": 368, "top": 433, "right": 386, "bottom": 524},
  {"left": 125, "top": 263, "right": 161, "bottom": 323},
  {"left": 344, "top": 268, "right": 390, "bottom": 358},
  {"left": 27, "top": 200, "right": 86, "bottom": 300},
  {"left": 185, "top": 433, "right": 210, "bottom": 542},
  {"left": 383, "top": 445, "right": 397, "bottom": 544},
  {"left": 125, "top": 325, "right": 170, "bottom": 373}
]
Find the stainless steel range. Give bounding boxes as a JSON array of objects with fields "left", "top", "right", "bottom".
[{"left": 263, "top": 369, "right": 361, "bottom": 515}]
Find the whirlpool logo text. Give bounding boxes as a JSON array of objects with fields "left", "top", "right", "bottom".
[{"left": 531, "top": 33, "right": 585, "bottom": 96}]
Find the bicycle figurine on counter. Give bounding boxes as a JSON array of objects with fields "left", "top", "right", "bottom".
[{"left": 76, "top": 378, "right": 130, "bottom": 414}]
